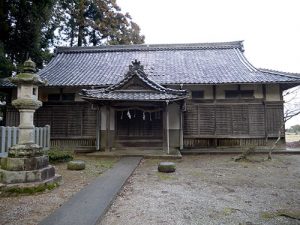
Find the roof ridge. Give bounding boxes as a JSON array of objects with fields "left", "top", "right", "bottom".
[
  {"left": 259, "top": 68, "right": 300, "bottom": 79},
  {"left": 234, "top": 49, "right": 257, "bottom": 72},
  {"left": 55, "top": 41, "right": 244, "bottom": 54}
]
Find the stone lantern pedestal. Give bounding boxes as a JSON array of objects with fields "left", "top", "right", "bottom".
[{"left": 0, "top": 59, "right": 61, "bottom": 193}]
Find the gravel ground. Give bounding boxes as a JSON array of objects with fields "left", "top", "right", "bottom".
[
  {"left": 0, "top": 156, "right": 117, "bottom": 225},
  {"left": 100, "top": 155, "right": 300, "bottom": 225}
]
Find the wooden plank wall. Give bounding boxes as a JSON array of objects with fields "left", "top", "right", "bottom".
[
  {"left": 265, "top": 103, "right": 284, "bottom": 137},
  {"left": 5, "top": 101, "right": 284, "bottom": 148},
  {"left": 183, "top": 101, "right": 284, "bottom": 147},
  {"left": 5, "top": 103, "right": 97, "bottom": 138}
]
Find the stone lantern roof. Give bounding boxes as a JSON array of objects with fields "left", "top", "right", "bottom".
[{"left": 9, "top": 58, "right": 47, "bottom": 86}]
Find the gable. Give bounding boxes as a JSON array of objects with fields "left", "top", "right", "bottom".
[
  {"left": 116, "top": 75, "right": 156, "bottom": 91},
  {"left": 121, "top": 77, "right": 152, "bottom": 90},
  {"left": 80, "top": 60, "right": 188, "bottom": 102}
]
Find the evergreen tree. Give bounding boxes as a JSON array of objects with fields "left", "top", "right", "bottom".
[
  {"left": 0, "top": 0, "right": 145, "bottom": 76},
  {"left": 56, "top": 0, "right": 145, "bottom": 47},
  {"left": 2, "top": 0, "right": 55, "bottom": 70}
]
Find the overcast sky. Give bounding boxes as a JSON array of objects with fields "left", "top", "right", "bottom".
[{"left": 118, "top": 0, "right": 300, "bottom": 128}]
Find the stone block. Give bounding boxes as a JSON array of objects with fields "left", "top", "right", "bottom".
[
  {"left": 47, "top": 166, "right": 55, "bottom": 179},
  {"left": 26, "top": 166, "right": 55, "bottom": 182},
  {"left": 1, "top": 165, "right": 57, "bottom": 184},
  {"left": 1, "top": 170, "right": 27, "bottom": 184},
  {"left": 8, "top": 143, "right": 43, "bottom": 158},
  {"left": 35, "top": 155, "right": 49, "bottom": 169},
  {"left": 1, "top": 158, "right": 25, "bottom": 171},
  {"left": 1, "top": 156, "right": 49, "bottom": 171},
  {"left": 0, "top": 174, "right": 62, "bottom": 195},
  {"left": 67, "top": 160, "right": 86, "bottom": 170},
  {"left": 158, "top": 162, "right": 176, "bottom": 173},
  {"left": 24, "top": 158, "right": 37, "bottom": 170},
  {"left": 26, "top": 170, "right": 39, "bottom": 182}
]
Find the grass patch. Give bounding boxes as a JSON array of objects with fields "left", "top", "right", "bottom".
[
  {"left": 81, "top": 158, "right": 119, "bottom": 177},
  {"left": 94, "top": 159, "right": 116, "bottom": 169},
  {"left": 223, "top": 207, "right": 239, "bottom": 216},
  {"left": 261, "top": 210, "right": 300, "bottom": 220},
  {"left": 1, "top": 182, "right": 59, "bottom": 197}
]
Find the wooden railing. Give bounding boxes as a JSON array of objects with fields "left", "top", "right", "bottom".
[{"left": 0, "top": 125, "right": 50, "bottom": 157}]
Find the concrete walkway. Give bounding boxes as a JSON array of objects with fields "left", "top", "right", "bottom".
[{"left": 39, "top": 157, "right": 142, "bottom": 225}]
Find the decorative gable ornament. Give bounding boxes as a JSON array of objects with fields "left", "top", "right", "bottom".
[{"left": 128, "top": 59, "right": 144, "bottom": 74}]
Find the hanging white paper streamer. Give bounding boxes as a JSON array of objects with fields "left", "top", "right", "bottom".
[
  {"left": 120, "top": 111, "right": 123, "bottom": 120},
  {"left": 143, "top": 111, "right": 145, "bottom": 120},
  {"left": 149, "top": 112, "right": 152, "bottom": 121},
  {"left": 127, "top": 110, "right": 131, "bottom": 119}
]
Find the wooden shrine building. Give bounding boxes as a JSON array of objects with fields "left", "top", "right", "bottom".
[{"left": 1, "top": 41, "right": 300, "bottom": 154}]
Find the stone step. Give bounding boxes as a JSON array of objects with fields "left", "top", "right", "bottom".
[
  {"left": 116, "top": 139, "right": 162, "bottom": 148},
  {"left": 116, "top": 147, "right": 163, "bottom": 151},
  {"left": 74, "top": 146, "right": 96, "bottom": 154},
  {"left": 117, "top": 139, "right": 162, "bottom": 142}
]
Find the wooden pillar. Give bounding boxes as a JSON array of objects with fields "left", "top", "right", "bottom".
[
  {"left": 96, "top": 107, "right": 101, "bottom": 151},
  {"left": 106, "top": 105, "right": 110, "bottom": 152},
  {"left": 213, "top": 85, "right": 217, "bottom": 147},
  {"left": 166, "top": 105, "right": 169, "bottom": 154},
  {"left": 262, "top": 84, "right": 268, "bottom": 141},
  {"left": 163, "top": 101, "right": 170, "bottom": 154},
  {"left": 179, "top": 106, "right": 183, "bottom": 150}
]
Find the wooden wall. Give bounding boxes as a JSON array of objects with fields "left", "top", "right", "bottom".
[
  {"left": 183, "top": 100, "right": 284, "bottom": 147},
  {"left": 6, "top": 102, "right": 96, "bottom": 138}
]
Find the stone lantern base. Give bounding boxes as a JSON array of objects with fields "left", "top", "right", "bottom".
[{"left": 0, "top": 144, "right": 61, "bottom": 194}]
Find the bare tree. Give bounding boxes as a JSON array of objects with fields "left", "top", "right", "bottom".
[{"left": 267, "top": 86, "right": 300, "bottom": 159}]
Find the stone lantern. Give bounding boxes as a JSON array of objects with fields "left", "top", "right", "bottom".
[{"left": 0, "top": 59, "right": 61, "bottom": 192}]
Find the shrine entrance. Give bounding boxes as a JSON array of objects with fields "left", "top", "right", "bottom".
[
  {"left": 80, "top": 60, "right": 188, "bottom": 153},
  {"left": 116, "top": 109, "right": 163, "bottom": 139},
  {"left": 115, "top": 108, "right": 163, "bottom": 148}
]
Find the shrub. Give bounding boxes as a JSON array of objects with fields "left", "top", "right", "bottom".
[{"left": 48, "top": 149, "right": 73, "bottom": 163}]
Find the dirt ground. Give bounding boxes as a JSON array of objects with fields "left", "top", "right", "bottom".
[
  {"left": 0, "top": 156, "right": 117, "bottom": 225},
  {"left": 100, "top": 155, "right": 300, "bottom": 225}
]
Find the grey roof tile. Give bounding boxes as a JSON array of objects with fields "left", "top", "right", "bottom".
[
  {"left": 81, "top": 60, "right": 188, "bottom": 102},
  {"left": 1, "top": 41, "right": 300, "bottom": 88},
  {"left": 81, "top": 90, "right": 186, "bottom": 101}
]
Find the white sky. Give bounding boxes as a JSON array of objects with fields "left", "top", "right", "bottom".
[{"left": 118, "top": 0, "right": 300, "bottom": 128}]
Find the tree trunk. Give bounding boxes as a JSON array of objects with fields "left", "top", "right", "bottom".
[
  {"left": 268, "top": 124, "right": 284, "bottom": 160},
  {"left": 77, "top": 0, "right": 85, "bottom": 47}
]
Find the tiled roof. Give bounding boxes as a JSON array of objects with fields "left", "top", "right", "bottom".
[
  {"left": 0, "top": 78, "right": 13, "bottom": 87},
  {"left": 80, "top": 90, "right": 187, "bottom": 101},
  {"left": 81, "top": 60, "right": 188, "bottom": 102},
  {"left": 1, "top": 41, "right": 300, "bottom": 87}
]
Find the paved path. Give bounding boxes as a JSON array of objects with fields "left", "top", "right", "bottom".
[{"left": 39, "top": 157, "right": 142, "bottom": 225}]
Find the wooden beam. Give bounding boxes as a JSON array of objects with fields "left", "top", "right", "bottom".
[
  {"left": 166, "top": 103, "right": 170, "bottom": 154},
  {"left": 179, "top": 105, "right": 183, "bottom": 150},
  {"left": 162, "top": 102, "right": 170, "bottom": 154},
  {"left": 106, "top": 105, "right": 110, "bottom": 151},
  {"left": 262, "top": 84, "right": 267, "bottom": 140},
  {"left": 96, "top": 107, "right": 100, "bottom": 151}
]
